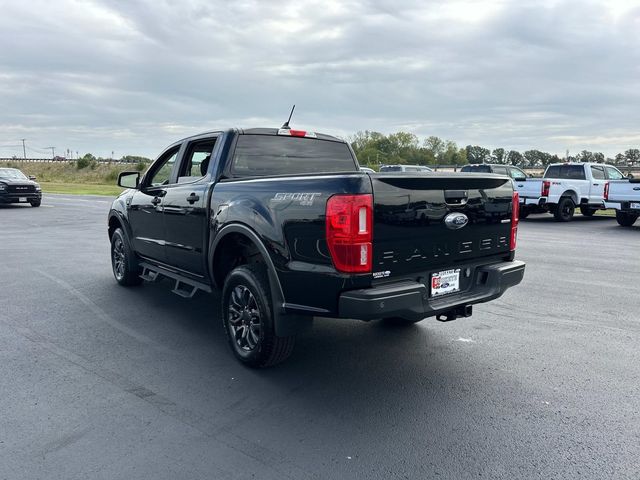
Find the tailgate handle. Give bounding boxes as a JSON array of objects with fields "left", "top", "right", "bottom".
[{"left": 444, "top": 190, "right": 468, "bottom": 205}]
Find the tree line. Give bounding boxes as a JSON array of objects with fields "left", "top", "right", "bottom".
[{"left": 350, "top": 130, "right": 640, "bottom": 168}]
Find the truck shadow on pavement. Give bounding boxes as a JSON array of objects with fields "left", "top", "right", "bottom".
[{"left": 113, "top": 276, "right": 513, "bottom": 471}]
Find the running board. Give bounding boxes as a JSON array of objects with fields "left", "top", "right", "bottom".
[{"left": 138, "top": 261, "right": 212, "bottom": 297}]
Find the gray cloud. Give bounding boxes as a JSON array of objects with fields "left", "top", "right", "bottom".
[{"left": 0, "top": 0, "right": 639, "bottom": 158}]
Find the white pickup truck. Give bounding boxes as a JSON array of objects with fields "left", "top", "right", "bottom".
[
  {"left": 515, "top": 162, "right": 625, "bottom": 221},
  {"left": 604, "top": 177, "right": 640, "bottom": 226}
]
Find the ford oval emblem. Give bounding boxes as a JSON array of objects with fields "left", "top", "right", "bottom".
[{"left": 444, "top": 212, "right": 469, "bottom": 230}]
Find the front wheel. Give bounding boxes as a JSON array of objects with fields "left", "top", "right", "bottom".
[
  {"left": 579, "top": 205, "right": 595, "bottom": 216},
  {"left": 554, "top": 197, "right": 575, "bottom": 222},
  {"left": 110, "top": 228, "right": 143, "bottom": 286},
  {"left": 616, "top": 211, "right": 639, "bottom": 227},
  {"left": 29, "top": 199, "right": 41, "bottom": 207},
  {"left": 222, "top": 264, "right": 295, "bottom": 368}
]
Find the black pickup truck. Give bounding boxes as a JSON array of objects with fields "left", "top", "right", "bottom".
[{"left": 108, "top": 127, "right": 525, "bottom": 367}]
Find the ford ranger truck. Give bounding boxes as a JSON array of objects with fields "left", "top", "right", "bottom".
[
  {"left": 515, "top": 162, "right": 624, "bottom": 221},
  {"left": 605, "top": 176, "right": 640, "bottom": 226},
  {"left": 108, "top": 128, "right": 525, "bottom": 367}
]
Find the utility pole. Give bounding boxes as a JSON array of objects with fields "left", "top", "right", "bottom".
[
  {"left": 45, "top": 146, "right": 55, "bottom": 159},
  {"left": 20, "top": 139, "right": 26, "bottom": 159}
]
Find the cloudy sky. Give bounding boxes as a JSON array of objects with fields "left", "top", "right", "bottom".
[{"left": 0, "top": 0, "right": 639, "bottom": 159}]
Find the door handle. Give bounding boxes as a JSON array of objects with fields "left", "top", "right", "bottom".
[
  {"left": 593, "top": 183, "right": 600, "bottom": 186},
  {"left": 187, "top": 193, "right": 200, "bottom": 204},
  {"left": 151, "top": 196, "right": 162, "bottom": 205}
]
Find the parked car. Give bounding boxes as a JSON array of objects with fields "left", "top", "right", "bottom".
[
  {"left": 359, "top": 166, "right": 376, "bottom": 173},
  {"left": 108, "top": 127, "right": 525, "bottom": 367},
  {"left": 514, "top": 162, "right": 624, "bottom": 221},
  {"left": 604, "top": 177, "right": 640, "bottom": 226},
  {"left": 379, "top": 164, "right": 433, "bottom": 173},
  {"left": 0, "top": 168, "right": 42, "bottom": 207},
  {"left": 460, "top": 164, "right": 528, "bottom": 182}
]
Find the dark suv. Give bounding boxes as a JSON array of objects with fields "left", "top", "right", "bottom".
[{"left": 0, "top": 168, "right": 42, "bottom": 207}]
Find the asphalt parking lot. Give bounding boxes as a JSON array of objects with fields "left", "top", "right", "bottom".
[{"left": 1, "top": 194, "right": 639, "bottom": 480}]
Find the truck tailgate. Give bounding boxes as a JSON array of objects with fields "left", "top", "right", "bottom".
[
  {"left": 371, "top": 174, "right": 514, "bottom": 277},
  {"left": 608, "top": 180, "right": 640, "bottom": 202},
  {"left": 514, "top": 178, "right": 541, "bottom": 199}
]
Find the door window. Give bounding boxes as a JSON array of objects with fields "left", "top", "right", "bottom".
[
  {"left": 177, "top": 139, "right": 217, "bottom": 182},
  {"left": 590, "top": 165, "right": 605, "bottom": 180},
  {"left": 147, "top": 147, "right": 179, "bottom": 187},
  {"left": 509, "top": 167, "right": 527, "bottom": 179},
  {"left": 605, "top": 166, "right": 624, "bottom": 180}
]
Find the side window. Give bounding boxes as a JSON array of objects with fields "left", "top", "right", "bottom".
[
  {"left": 493, "top": 166, "right": 508, "bottom": 175},
  {"left": 177, "top": 138, "right": 217, "bottom": 183},
  {"left": 405, "top": 166, "right": 419, "bottom": 172},
  {"left": 509, "top": 167, "right": 526, "bottom": 179},
  {"left": 147, "top": 147, "right": 179, "bottom": 187},
  {"left": 606, "top": 166, "right": 624, "bottom": 180},
  {"left": 591, "top": 165, "right": 605, "bottom": 180}
]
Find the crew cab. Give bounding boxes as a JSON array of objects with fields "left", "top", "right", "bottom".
[
  {"left": 108, "top": 127, "right": 525, "bottom": 367},
  {"left": 515, "top": 162, "right": 624, "bottom": 221},
  {"left": 0, "top": 168, "right": 42, "bottom": 207},
  {"left": 604, "top": 177, "right": 640, "bottom": 226}
]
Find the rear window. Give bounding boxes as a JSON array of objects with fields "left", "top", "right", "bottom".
[
  {"left": 231, "top": 135, "right": 356, "bottom": 177},
  {"left": 544, "top": 165, "right": 586, "bottom": 180},
  {"left": 461, "top": 165, "right": 491, "bottom": 173}
]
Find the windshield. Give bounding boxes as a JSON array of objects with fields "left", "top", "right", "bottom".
[{"left": 0, "top": 168, "right": 28, "bottom": 180}]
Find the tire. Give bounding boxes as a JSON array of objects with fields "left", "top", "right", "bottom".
[
  {"left": 519, "top": 208, "right": 530, "bottom": 220},
  {"left": 553, "top": 197, "right": 575, "bottom": 222},
  {"left": 222, "top": 264, "right": 295, "bottom": 368},
  {"left": 29, "top": 199, "right": 41, "bottom": 207},
  {"left": 616, "top": 211, "right": 639, "bottom": 227},
  {"left": 579, "top": 205, "right": 595, "bottom": 217},
  {"left": 110, "top": 228, "right": 143, "bottom": 286}
]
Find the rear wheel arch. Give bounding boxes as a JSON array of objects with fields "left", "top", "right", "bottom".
[
  {"left": 210, "top": 224, "right": 304, "bottom": 337},
  {"left": 561, "top": 190, "right": 579, "bottom": 204}
]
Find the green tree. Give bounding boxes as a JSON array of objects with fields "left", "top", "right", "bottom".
[
  {"left": 624, "top": 149, "right": 640, "bottom": 165},
  {"left": 575, "top": 150, "right": 594, "bottom": 163},
  {"left": 465, "top": 145, "right": 490, "bottom": 164},
  {"left": 505, "top": 150, "right": 524, "bottom": 166},
  {"left": 492, "top": 148, "right": 506, "bottom": 164}
]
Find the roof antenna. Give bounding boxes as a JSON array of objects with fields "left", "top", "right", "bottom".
[{"left": 281, "top": 104, "right": 295, "bottom": 130}]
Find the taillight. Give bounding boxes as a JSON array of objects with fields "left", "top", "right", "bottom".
[
  {"left": 604, "top": 182, "right": 609, "bottom": 201},
  {"left": 325, "top": 194, "right": 373, "bottom": 273},
  {"left": 510, "top": 191, "right": 519, "bottom": 251},
  {"left": 541, "top": 180, "right": 550, "bottom": 197}
]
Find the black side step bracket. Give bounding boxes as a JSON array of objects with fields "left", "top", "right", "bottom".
[
  {"left": 138, "top": 261, "right": 212, "bottom": 297},
  {"left": 140, "top": 267, "right": 159, "bottom": 282},
  {"left": 172, "top": 280, "right": 198, "bottom": 299}
]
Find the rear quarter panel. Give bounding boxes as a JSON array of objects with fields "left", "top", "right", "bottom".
[{"left": 209, "top": 173, "right": 373, "bottom": 314}]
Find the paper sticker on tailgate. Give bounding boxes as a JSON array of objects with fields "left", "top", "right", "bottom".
[{"left": 431, "top": 269, "right": 461, "bottom": 297}]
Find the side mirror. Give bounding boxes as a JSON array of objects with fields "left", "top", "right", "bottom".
[
  {"left": 628, "top": 173, "right": 634, "bottom": 179},
  {"left": 28, "top": 175, "right": 36, "bottom": 180},
  {"left": 118, "top": 171, "right": 140, "bottom": 189}
]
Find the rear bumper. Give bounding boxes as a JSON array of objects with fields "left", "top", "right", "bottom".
[
  {"left": 521, "top": 197, "right": 546, "bottom": 206},
  {"left": 338, "top": 260, "right": 525, "bottom": 321},
  {"left": 607, "top": 201, "right": 640, "bottom": 213},
  {"left": 0, "top": 192, "right": 41, "bottom": 203}
]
